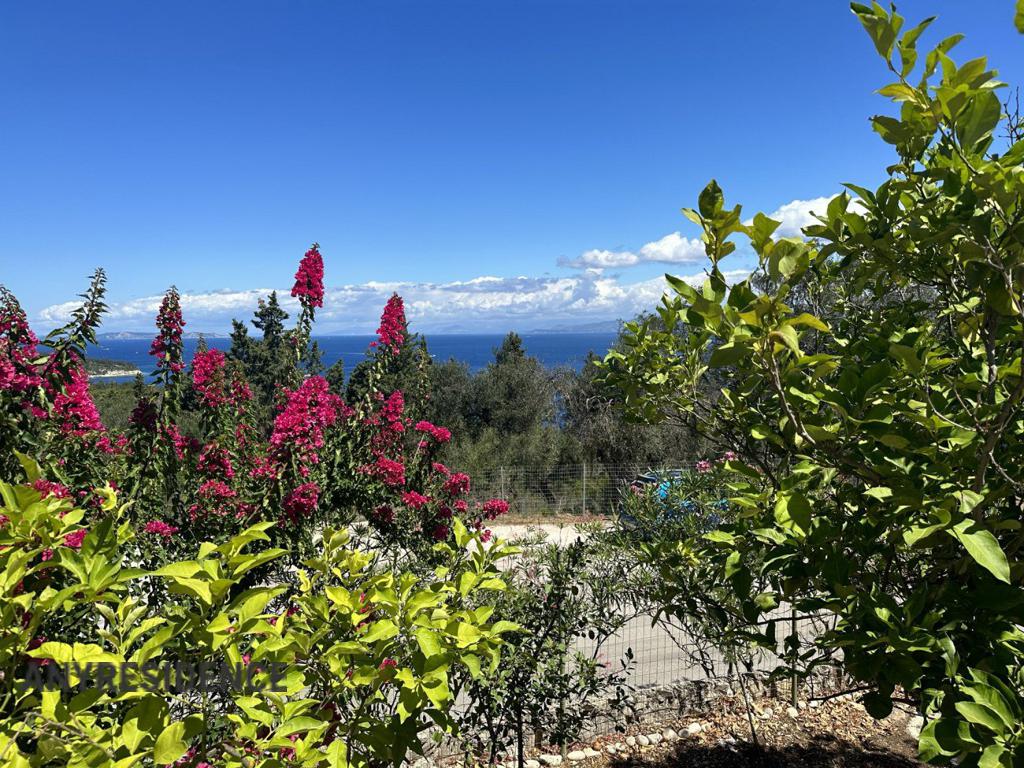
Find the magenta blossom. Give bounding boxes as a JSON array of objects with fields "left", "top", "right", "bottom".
[
  {"left": 283, "top": 482, "right": 320, "bottom": 524},
  {"left": 374, "top": 294, "right": 406, "bottom": 353},
  {"left": 143, "top": 520, "right": 180, "bottom": 538},
  {"left": 192, "top": 348, "right": 229, "bottom": 409},
  {"left": 291, "top": 244, "right": 325, "bottom": 309},
  {"left": 52, "top": 366, "right": 104, "bottom": 436},
  {"left": 414, "top": 420, "right": 451, "bottom": 444}
]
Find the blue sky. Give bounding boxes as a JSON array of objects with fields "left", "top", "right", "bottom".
[{"left": 2, "top": 1, "right": 1021, "bottom": 334}]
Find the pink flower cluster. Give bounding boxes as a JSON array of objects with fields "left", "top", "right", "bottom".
[
  {"left": 0, "top": 293, "right": 43, "bottom": 396},
  {"left": 401, "top": 490, "right": 429, "bottom": 509},
  {"left": 143, "top": 520, "right": 179, "bottom": 538},
  {"left": 150, "top": 288, "right": 185, "bottom": 374},
  {"left": 414, "top": 420, "right": 451, "bottom": 445},
  {"left": 374, "top": 294, "right": 406, "bottom": 353},
  {"left": 283, "top": 482, "right": 320, "bottom": 524},
  {"left": 63, "top": 529, "right": 87, "bottom": 549},
  {"left": 442, "top": 472, "right": 470, "bottom": 496},
  {"left": 291, "top": 244, "right": 325, "bottom": 309},
  {"left": 695, "top": 459, "right": 713, "bottom": 473},
  {"left": 480, "top": 498, "right": 509, "bottom": 521},
  {"left": 197, "top": 443, "right": 235, "bottom": 479},
  {"left": 189, "top": 479, "right": 237, "bottom": 520},
  {"left": 192, "top": 348, "right": 229, "bottom": 409},
  {"left": 52, "top": 366, "right": 105, "bottom": 436},
  {"left": 32, "top": 478, "right": 70, "bottom": 500},
  {"left": 269, "top": 376, "right": 345, "bottom": 469},
  {"left": 364, "top": 456, "right": 405, "bottom": 487}
]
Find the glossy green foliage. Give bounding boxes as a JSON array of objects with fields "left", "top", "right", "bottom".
[{"left": 600, "top": 4, "right": 1024, "bottom": 765}]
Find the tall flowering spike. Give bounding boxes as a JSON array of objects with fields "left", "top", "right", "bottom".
[
  {"left": 150, "top": 287, "right": 185, "bottom": 375},
  {"left": 191, "top": 348, "right": 228, "bottom": 409},
  {"left": 376, "top": 293, "right": 406, "bottom": 354},
  {"left": 0, "top": 288, "right": 43, "bottom": 395},
  {"left": 291, "top": 244, "right": 325, "bottom": 310},
  {"left": 52, "top": 364, "right": 104, "bottom": 436}
]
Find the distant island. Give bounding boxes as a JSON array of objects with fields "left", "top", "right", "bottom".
[
  {"left": 96, "top": 331, "right": 227, "bottom": 341},
  {"left": 83, "top": 357, "right": 143, "bottom": 378}
]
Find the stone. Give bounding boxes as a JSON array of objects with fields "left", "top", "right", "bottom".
[
  {"left": 625, "top": 736, "right": 636, "bottom": 747},
  {"left": 583, "top": 749, "right": 601, "bottom": 759},
  {"left": 636, "top": 735, "right": 650, "bottom": 747},
  {"left": 786, "top": 706, "right": 799, "bottom": 719},
  {"left": 685, "top": 722, "right": 703, "bottom": 737},
  {"left": 760, "top": 707, "right": 774, "bottom": 719},
  {"left": 566, "top": 751, "right": 586, "bottom": 762},
  {"left": 907, "top": 716, "right": 925, "bottom": 740},
  {"left": 604, "top": 746, "right": 617, "bottom": 756},
  {"left": 614, "top": 743, "right": 626, "bottom": 752},
  {"left": 662, "top": 728, "right": 678, "bottom": 741},
  {"left": 526, "top": 761, "right": 541, "bottom": 768},
  {"left": 809, "top": 700, "right": 821, "bottom": 709},
  {"left": 798, "top": 701, "right": 808, "bottom": 710},
  {"left": 539, "top": 756, "right": 562, "bottom": 767},
  {"left": 646, "top": 733, "right": 662, "bottom": 745}
]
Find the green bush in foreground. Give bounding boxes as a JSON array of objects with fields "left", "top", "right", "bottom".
[
  {"left": 602, "top": 3, "right": 1024, "bottom": 765},
  {"left": 0, "top": 460, "right": 514, "bottom": 768}
]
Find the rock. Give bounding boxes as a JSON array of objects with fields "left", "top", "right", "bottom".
[
  {"left": 662, "top": 728, "right": 678, "bottom": 741},
  {"left": 685, "top": 722, "right": 703, "bottom": 737},
  {"left": 786, "top": 706, "right": 799, "bottom": 719},
  {"left": 636, "top": 735, "right": 650, "bottom": 747},
  {"left": 526, "top": 761, "right": 541, "bottom": 768},
  {"left": 646, "top": 733, "right": 662, "bottom": 745},
  {"left": 539, "top": 756, "right": 562, "bottom": 767},
  {"left": 614, "top": 743, "right": 626, "bottom": 752},
  {"left": 583, "top": 749, "right": 600, "bottom": 759},
  {"left": 907, "top": 716, "right": 925, "bottom": 740},
  {"left": 625, "top": 736, "right": 636, "bottom": 747},
  {"left": 566, "top": 751, "right": 586, "bottom": 762},
  {"left": 760, "top": 707, "right": 774, "bottom": 719},
  {"left": 604, "top": 746, "right": 617, "bottom": 756},
  {"left": 798, "top": 701, "right": 808, "bottom": 710},
  {"left": 809, "top": 700, "right": 821, "bottom": 709}
]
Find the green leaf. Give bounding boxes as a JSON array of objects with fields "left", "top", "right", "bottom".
[
  {"left": 415, "top": 628, "right": 443, "bottom": 659},
  {"left": 949, "top": 523, "right": 1011, "bottom": 583},
  {"left": 153, "top": 721, "right": 188, "bottom": 765},
  {"left": 698, "top": 179, "right": 724, "bottom": 218},
  {"left": 955, "top": 702, "right": 1007, "bottom": 734},
  {"left": 1016, "top": 0, "right": 1024, "bottom": 34},
  {"left": 956, "top": 90, "right": 1001, "bottom": 149}
]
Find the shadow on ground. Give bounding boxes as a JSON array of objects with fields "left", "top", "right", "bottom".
[{"left": 608, "top": 734, "right": 920, "bottom": 768}]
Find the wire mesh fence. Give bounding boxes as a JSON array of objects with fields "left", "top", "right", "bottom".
[{"left": 467, "top": 463, "right": 680, "bottom": 519}]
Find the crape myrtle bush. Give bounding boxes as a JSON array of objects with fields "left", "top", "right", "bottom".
[
  {"left": 601, "top": 4, "right": 1024, "bottom": 766},
  {"left": 0, "top": 247, "right": 524, "bottom": 766},
  {"left": 0, "top": 245, "right": 510, "bottom": 567}
]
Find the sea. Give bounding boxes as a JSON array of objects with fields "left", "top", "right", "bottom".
[{"left": 86, "top": 333, "right": 619, "bottom": 384}]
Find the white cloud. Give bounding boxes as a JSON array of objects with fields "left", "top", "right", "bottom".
[
  {"left": 761, "top": 196, "right": 834, "bottom": 238},
  {"left": 560, "top": 231, "right": 705, "bottom": 269},
  {"left": 36, "top": 270, "right": 750, "bottom": 335}
]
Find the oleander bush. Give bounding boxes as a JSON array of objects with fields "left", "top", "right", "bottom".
[{"left": 601, "top": 4, "right": 1024, "bottom": 765}]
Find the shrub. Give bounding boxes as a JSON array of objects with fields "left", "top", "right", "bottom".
[
  {"left": 0, "top": 463, "right": 514, "bottom": 766},
  {"left": 600, "top": 4, "right": 1024, "bottom": 765}
]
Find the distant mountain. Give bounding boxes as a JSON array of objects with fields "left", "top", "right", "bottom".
[
  {"left": 96, "top": 331, "right": 228, "bottom": 341},
  {"left": 523, "top": 320, "right": 620, "bottom": 334}
]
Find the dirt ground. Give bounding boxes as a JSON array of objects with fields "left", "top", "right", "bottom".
[{"left": 569, "top": 695, "right": 921, "bottom": 768}]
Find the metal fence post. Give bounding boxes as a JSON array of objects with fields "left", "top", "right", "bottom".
[{"left": 581, "top": 463, "right": 587, "bottom": 516}]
